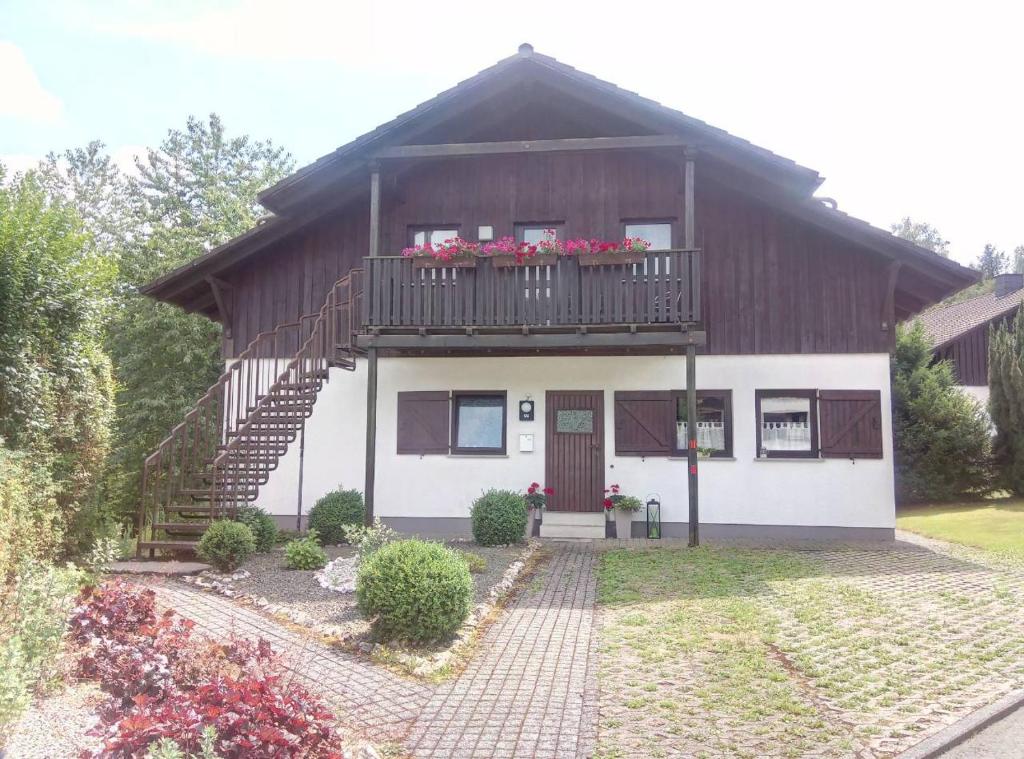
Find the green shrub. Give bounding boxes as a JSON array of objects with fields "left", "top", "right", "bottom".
[
  {"left": 459, "top": 551, "right": 487, "bottom": 574},
  {"left": 284, "top": 530, "right": 327, "bottom": 570},
  {"left": 356, "top": 540, "right": 472, "bottom": 643},
  {"left": 470, "top": 490, "right": 527, "bottom": 546},
  {"left": 0, "top": 446, "right": 61, "bottom": 582},
  {"left": 308, "top": 488, "right": 364, "bottom": 545},
  {"left": 234, "top": 506, "right": 277, "bottom": 553},
  {"left": 893, "top": 322, "right": 994, "bottom": 502},
  {"left": 196, "top": 521, "right": 255, "bottom": 572},
  {"left": 343, "top": 518, "right": 398, "bottom": 562},
  {"left": 0, "top": 562, "right": 86, "bottom": 731},
  {"left": 990, "top": 308, "right": 1024, "bottom": 495}
]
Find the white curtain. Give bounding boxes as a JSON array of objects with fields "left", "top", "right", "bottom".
[
  {"left": 677, "top": 421, "right": 725, "bottom": 451},
  {"left": 761, "top": 422, "right": 811, "bottom": 451}
]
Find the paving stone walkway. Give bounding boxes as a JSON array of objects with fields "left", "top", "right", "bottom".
[{"left": 142, "top": 541, "right": 599, "bottom": 758}]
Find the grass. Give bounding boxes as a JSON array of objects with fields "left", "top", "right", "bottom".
[
  {"left": 595, "top": 543, "right": 1024, "bottom": 757},
  {"left": 897, "top": 498, "right": 1024, "bottom": 563}
]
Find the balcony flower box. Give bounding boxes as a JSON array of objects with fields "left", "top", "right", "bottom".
[
  {"left": 577, "top": 250, "right": 646, "bottom": 266},
  {"left": 412, "top": 253, "right": 477, "bottom": 269},
  {"left": 490, "top": 253, "right": 559, "bottom": 268}
]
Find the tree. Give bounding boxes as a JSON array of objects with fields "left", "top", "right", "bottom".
[
  {"left": 1013, "top": 245, "right": 1024, "bottom": 274},
  {"left": 973, "top": 244, "right": 1008, "bottom": 279},
  {"left": 989, "top": 308, "right": 1024, "bottom": 495},
  {"left": 892, "top": 322, "right": 993, "bottom": 502},
  {"left": 890, "top": 217, "right": 950, "bottom": 257},
  {"left": 0, "top": 165, "right": 115, "bottom": 552},
  {"left": 104, "top": 115, "right": 294, "bottom": 520}
]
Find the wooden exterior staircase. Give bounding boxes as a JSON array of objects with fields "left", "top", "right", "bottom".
[{"left": 136, "top": 269, "right": 363, "bottom": 556}]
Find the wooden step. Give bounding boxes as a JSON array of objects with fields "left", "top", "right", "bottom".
[
  {"left": 154, "top": 522, "right": 208, "bottom": 535},
  {"left": 138, "top": 540, "right": 199, "bottom": 553},
  {"left": 178, "top": 488, "right": 259, "bottom": 500}
]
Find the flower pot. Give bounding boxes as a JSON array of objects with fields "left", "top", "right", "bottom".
[
  {"left": 615, "top": 510, "right": 633, "bottom": 540},
  {"left": 527, "top": 508, "right": 543, "bottom": 538},
  {"left": 577, "top": 251, "right": 646, "bottom": 267},
  {"left": 412, "top": 254, "right": 478, "bottom": 269},
  {"left": 490, "top": 253, "right": 559, "bottom": 268}
]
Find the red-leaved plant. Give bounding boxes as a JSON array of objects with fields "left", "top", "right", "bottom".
[
  {"left": 87, "top": 674, "right": 346, "bottom": 759},
  {"left": 69, "top": 580, "right": 158, "bottom": 644}
]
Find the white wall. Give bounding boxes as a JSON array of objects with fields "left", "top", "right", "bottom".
[
  {"left": 961, "top": 384, "right": 990, "bottom": 410},
  {"left": 252, "top": 354, "right": 895, "bottom": 531}
]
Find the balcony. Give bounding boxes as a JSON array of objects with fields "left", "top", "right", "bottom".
[{"left": 358, "top": 250, "right": 701, "bottom": 352}]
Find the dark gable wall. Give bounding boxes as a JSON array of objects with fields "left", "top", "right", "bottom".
[{"left": 223, "top": 150, "right": 890, "bottom": 357}]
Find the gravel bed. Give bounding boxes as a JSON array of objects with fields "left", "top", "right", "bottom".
[
  {"left": 231, "top": 541, "right": 525, "bottom": 629},
  {"left": 4, "top": 680, "right": 104, "bottom": 758}
]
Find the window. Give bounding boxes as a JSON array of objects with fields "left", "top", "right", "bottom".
[
  {"left": 755, "top": 390, "right": 819, "bottom": 458},
  {"left": 624, "top": 221, "right": 672, "bottom": 251},
  {"left": 411, "top": 227, "right": 459, "bottom": 246},
  {"left": 451, "top": 392, "right": 507, "bottom": 455},
  {"left": 396, "top": 392, "right": 450, "bottom": 455},
  {"left": 674, "top": 390, "right": 732, "bottom": 457},
  {"left": 515, "top": 223, "right": 563, "bottom": 244},
  {"left": 614, "top": 390, "right": 732, "bottom": 457}
]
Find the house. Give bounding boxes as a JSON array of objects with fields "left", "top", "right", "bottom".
[
  {"left": 915, "top": 272, "right": 1023, "bottom": 408},
  {"left": 135, "top": 45, "right": 977, "bottom": 552}
]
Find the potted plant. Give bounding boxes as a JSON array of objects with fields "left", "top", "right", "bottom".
[
  {"left": 403, "top": 237, "right": 479, "bottom": 269},
  {"left": 604, "top": 484, "right": 642, "bottom": 539},
  {"left": 576, "top": 237, "right": 650, "bottom": 267},
  {"left": 524, "top": 482, "right": 553, "bottom": 538}
]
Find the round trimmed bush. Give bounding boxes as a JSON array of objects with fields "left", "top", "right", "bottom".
[
  {"left": 197, "top": 520, "right": 255, "bottom": 572},
  {"left": 470, "top": 489, "right": 528, "bottom": 546},
  {"left": 308, "top": 488, "right": 365, "bottom": 545},
  {"left": 234, "top": 505, "right": 277, "bottom": 552},
  {"left": 356, "top": 539, "right": 473, "bottom": 643}
]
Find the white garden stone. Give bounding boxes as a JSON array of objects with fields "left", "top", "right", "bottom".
[{"left": 315, "top": 555, "right": 359, "bottom": 593}]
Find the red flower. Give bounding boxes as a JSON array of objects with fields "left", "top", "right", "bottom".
[
  {"left": 543, "top": 487, "right": 554, "bottom": 495},
  {"left": 603, "top": 498, "right": 613, "bottom": 510}
]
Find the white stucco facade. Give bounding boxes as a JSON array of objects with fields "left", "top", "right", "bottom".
[
  {"left": 961, "top": 384, "right": 990, "bottom": 410},
  {"left": 252, "top": 353, "right": 896, "bottom": 538}
]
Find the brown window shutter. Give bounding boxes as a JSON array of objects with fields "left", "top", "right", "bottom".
[
  {"left": 614, "top": 391, "right": 674, "bottom": 455},
  {"left": 819, "top": 390, "right": 883, "bottom": 459},
  {"left": 397, "top": 391, "right": 450, "bottom": 454}
]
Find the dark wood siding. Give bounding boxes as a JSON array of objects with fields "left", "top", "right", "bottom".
[
  {"left": 614, "top": 391, "right": 674, "bottom": 456},
  {"left": 819, "top": 390, "right": 883, "bottom": 459},
  {"left": 934, "top": 323, "right": 990, "bottom": 386},
  {"left": 396, "top": 391, "right": 449, "bottom": 454},
  {"left": 217, "top": 151, "right": 893, "bottom": 358}
]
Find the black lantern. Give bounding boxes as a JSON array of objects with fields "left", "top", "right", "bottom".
[{"left": 646, "top": 497, "right": 662, "bottom": 539}]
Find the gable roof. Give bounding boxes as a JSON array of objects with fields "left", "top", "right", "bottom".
[
  {"left": 916, "top": 288, "right": 1023, "bottom": 349},
  {"left": 141, "top": 44, "right": 979, "bottom": 317}
]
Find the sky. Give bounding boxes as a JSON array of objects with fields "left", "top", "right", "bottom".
[{"left": 2, "top": 0, "right": 1022, "bottom": 267}]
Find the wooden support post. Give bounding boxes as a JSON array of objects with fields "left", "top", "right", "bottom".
[
  {"left": 686, "top": 343, "right": 699, "bottom": 547},
  {"left": 363, "top": 346, "right": 378, "bottom": 526},
  {"left": 368, "top": 162, "right": 381, "bottom": 258},
  {"left": 683, "top": 147, "right": 696, "bottom": 249}
]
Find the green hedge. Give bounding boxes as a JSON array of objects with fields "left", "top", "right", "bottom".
[
  {"left": 234, "top": 505, "right": 277, "bottom": 553},
  {"left": 356, "top": 540, "right": 472, "bottom": 643},
  {"left": 308, "top": 488, "right": 364, "bottom": 545},
  {"left": 470, "top": 490, "right": 527, "bottom": 546}
]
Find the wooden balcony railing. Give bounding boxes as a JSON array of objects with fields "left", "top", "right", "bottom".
[{"left": 361, "top": 249, "right": 700, "bottom": 330}]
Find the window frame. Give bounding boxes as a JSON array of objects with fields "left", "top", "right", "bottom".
[
  {"left": 409, "top": 225, "right": 462, "bottom": 247},
  {"left": 671, "top": 389, "right": 733, "bottom": 458},
  {"left": 450, "top": 390, "right": 508, "bottom": 455},
  {"left": 622, "top": 219, "right": 675, "bottom": 251},
  {"left": 754, "top": 389, "right": 819, "bottom": 459},
  {"left": 514, "top": 222, "right": 564, "bottom": 245}
]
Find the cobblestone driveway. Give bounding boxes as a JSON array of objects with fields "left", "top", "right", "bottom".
[{"left": 147, "top": 542, "right": 599, "bottom": 758}]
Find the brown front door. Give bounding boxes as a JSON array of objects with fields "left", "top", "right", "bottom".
[{"left": 545, "top": 391, "right": 604, "bottom": 512}]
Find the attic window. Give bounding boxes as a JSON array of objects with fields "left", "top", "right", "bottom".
[
  {"left": 624, "top": 221, "right": 673, "bottom": 251},
  {"left": 516, "top": 224, "right": 563, "bottom": 244}
]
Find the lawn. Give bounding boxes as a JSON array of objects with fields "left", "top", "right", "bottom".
[
  {"left": 595, "top": 543, "right": 1024, "bottom": 758},
  {"left": 897, "top": 499, "right": 1024, "bottom": 563}
]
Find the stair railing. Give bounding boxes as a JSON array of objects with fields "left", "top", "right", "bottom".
[{"left": 137, "top": 268, "right": 363, "bottom": 549}]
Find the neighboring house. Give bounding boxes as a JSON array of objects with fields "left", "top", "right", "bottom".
[
  {"left": 135, "top": 45, "right": 976, "bottom": 553},
  {"left": 915, "top": 272, "right": 1024, "bottom": 408}
]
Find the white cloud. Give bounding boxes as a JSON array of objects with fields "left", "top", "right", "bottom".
[{"left": 0, "top": 42, "right": 62, "bottom": 122}]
